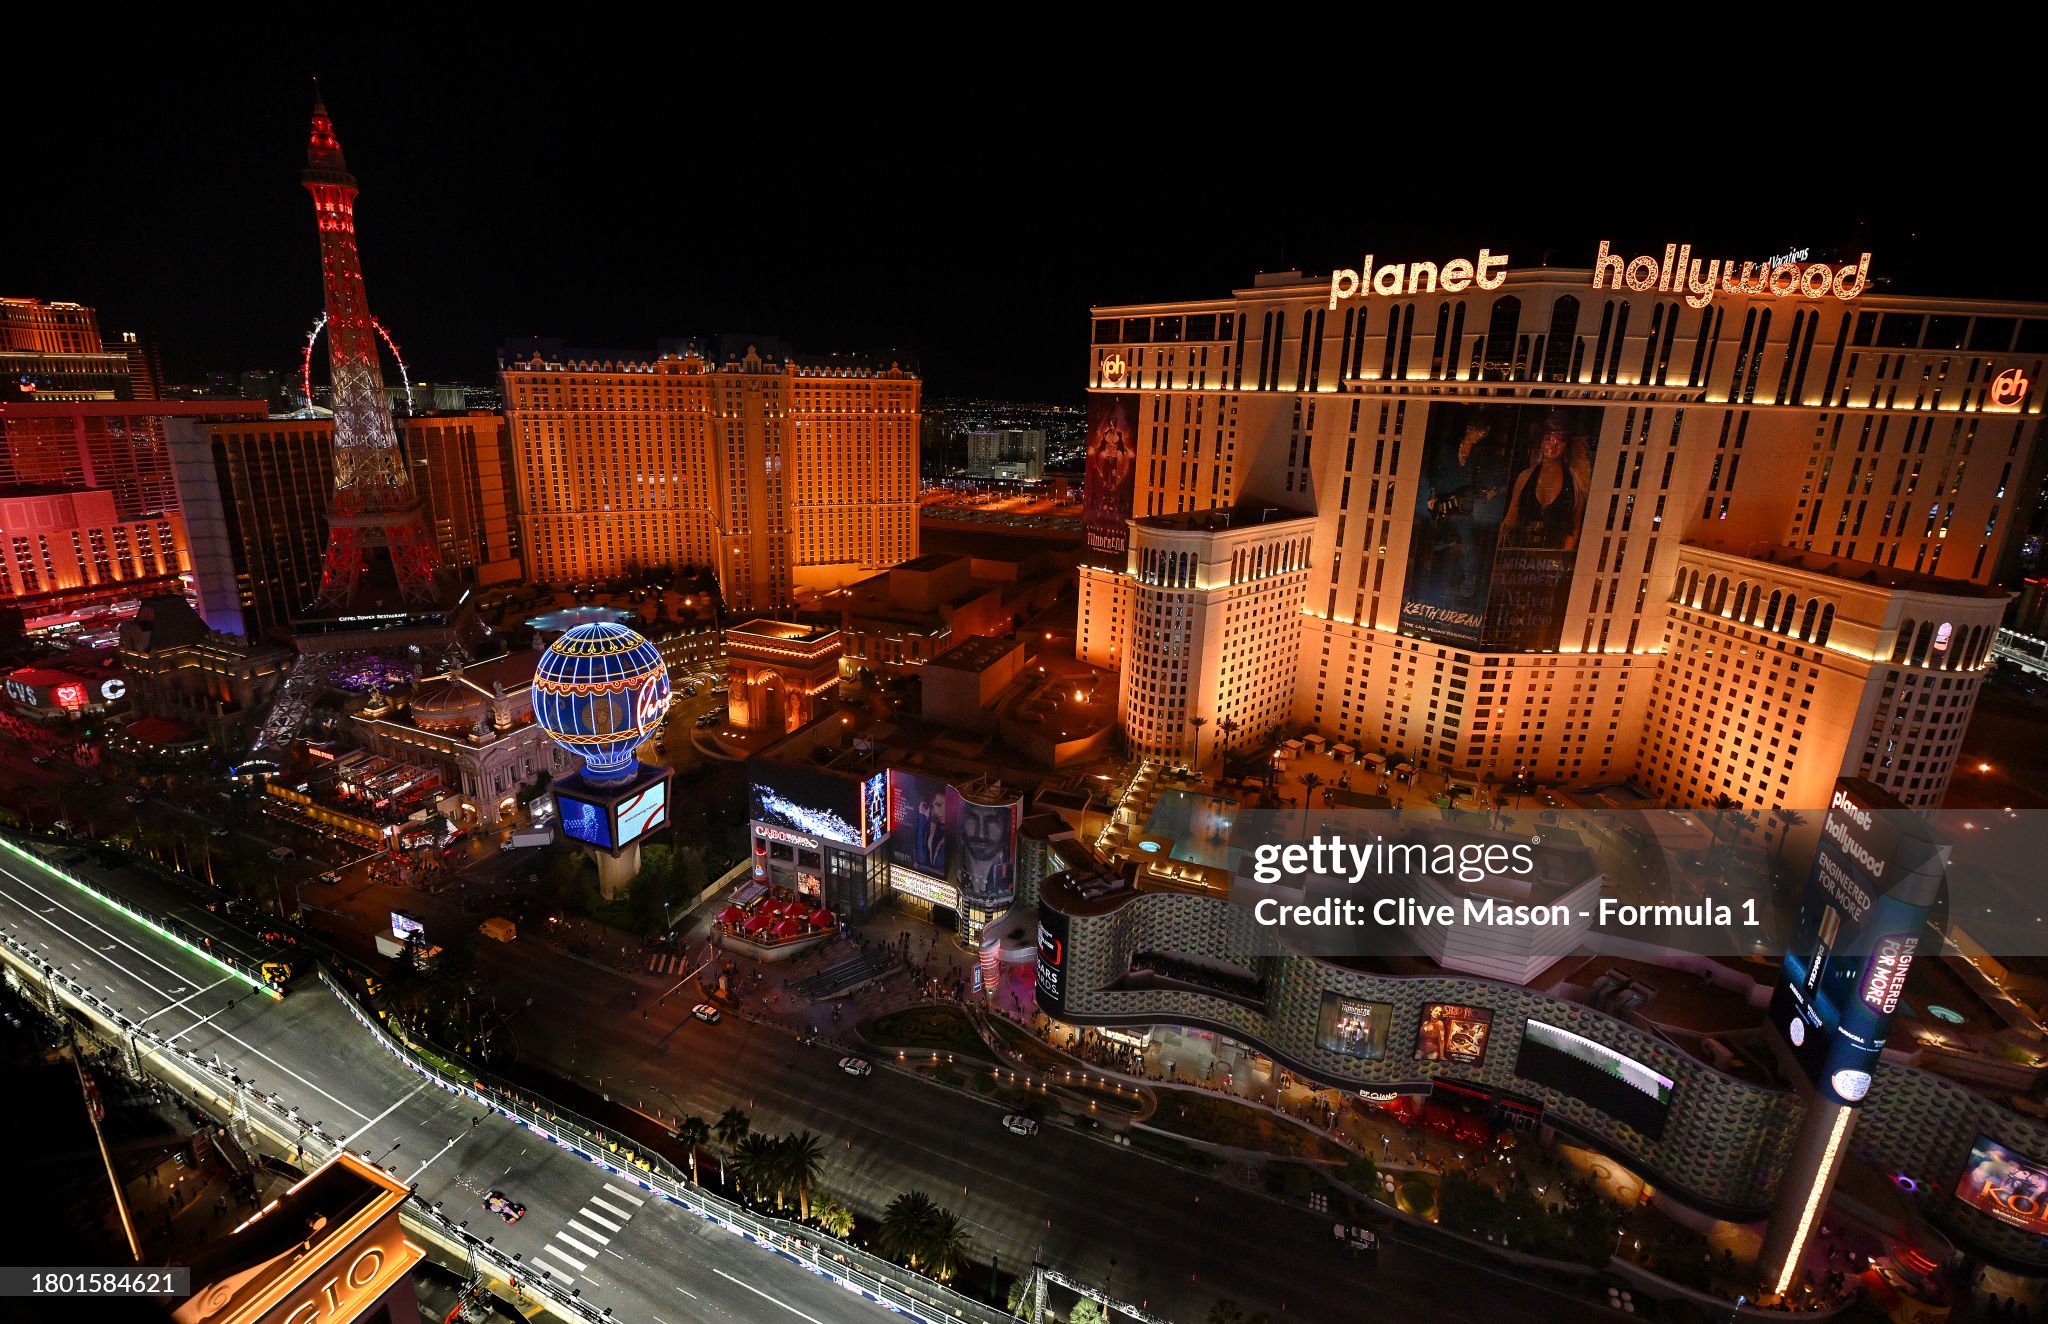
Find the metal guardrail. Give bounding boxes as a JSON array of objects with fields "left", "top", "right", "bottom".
[{"left": 319, "top": 968, "right": 1016, "bottom": 1324}]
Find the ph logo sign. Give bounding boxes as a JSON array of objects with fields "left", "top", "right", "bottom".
[
  {"left": 1101, "top": 353, "right": 1128, "bottom": 387},
  {"left": 1990, "top": 367, "right": 2031, "bottom": 410}
]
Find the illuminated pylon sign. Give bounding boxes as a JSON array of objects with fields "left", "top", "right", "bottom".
[{"left": 302, "top": 97, "right": 445, "bottom": 609}]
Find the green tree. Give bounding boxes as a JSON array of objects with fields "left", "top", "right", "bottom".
[
  {"left": 812, "top": 1193, "right": 855, "bottom": 1239},
  {"left": 1205, "top": 1302, "right": 1272, "bottom": 1324},
  {"left": 923, "top": 1206, "right": 969, "bottom": 1282},
  {"left": 734, "top": 1132, "right": 782, "bottom": 1206},
  {"left": 1707, "top": 792, "right": 1742, "bottom": 841},
  {"left": 1070, "top": 1300, "right": 1107, "bottom": 1324},
  {"left": 714, "top": 1107, "right": 750, "bottom": 1186},
  {"left": 671, "top": 1115, "right": 709, "bottom": 1184},
  {"left": 1188, "top": 715, "right": 1208, "bottom": 770},
  {"left": 1770, "top": 806, "right": 1808, "bottom": 859},
  {"left": 879, "top": 1190, "right": 940, "bottom": 1270},
  {"left": 1298, "top": 773, "right": 1324, "bottom": 838},
  {"left": 779, "top": 1131, "right": 825, "bottom": 1220},
  {"left": 1437, "top": 1171, "right": 1504, "bottom": 1240}
]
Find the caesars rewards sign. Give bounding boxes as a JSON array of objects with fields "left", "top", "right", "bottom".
[{"left": 1330, "top": 240, "right": 1875, "bottom": 311}]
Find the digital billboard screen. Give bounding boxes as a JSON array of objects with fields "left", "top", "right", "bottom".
[
  {"left": 1417, "top": 1003, "right": 1493, "bottom": 1065},
  {"left": 1515, "top": 1019, "right": 1673, "bottom": 1139},
  {"left": 616, "top": 779, "right": 669, "bottom": 844},
  {"left": 1083, "top": 393, "right": 1138, "bottom": 567},
  {"left": 750, "top": 763, "right": 863, "bottom": 848},
  {"left": 1956, "top": 1136, "right": 2048, "bottom": 1235},
  {"left": 1035, "top": 906, "right": 1070, "bottom": 1016},
  {"left": 888, "top": 770, "right": 952, "bottom": 875},
  {"left": 558, "top": 792, "right": 614, "bottom": 849},
  {"left": 1771, "top": 778, "right": 1949, "bottom": 1106},
  {"left": 949, "top": 787, "right": 1021, "bottom": 913},
  {"left": 1316, "top": 994, "right": 1392, "bottom": 1061},
  {"left": 860, "top": 772, "right": 889, "bottom": 848},
  {"left": 1400, "top": 402, "right": 1601, "bottom": 651}
]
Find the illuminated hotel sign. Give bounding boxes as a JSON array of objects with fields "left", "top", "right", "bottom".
[
  {"left": 1100, "top": 352, "right": 1128, "bottom": 387},
  {"left": 1329, "top": 249, "right": 1509, "bottom": 309},
  {"left": 754, "top": 823, "right": 818, "bottom": 851},
  {"left": 1990, "top": 367, "right": 2032, "bottom": 411},
  {"left": 1594, "top": 240, "right": 1871, "bottom": 308},
  {"left": 890, "top": 870, "right": 960, "bottom": 909}
]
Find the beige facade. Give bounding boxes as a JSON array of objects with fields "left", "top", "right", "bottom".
[
  {"left": 1081, "top": 256, "right": 2043, "bottom": 811},
  {"left": 501, "top": 343, "right": 919, "bottom": 611}
]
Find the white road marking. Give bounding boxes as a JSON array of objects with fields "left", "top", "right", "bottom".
[
  {"left": 711, "top": 1268, "right": 829, "bottom": 1324},
  {"left": 674, "top": 1286, "right": 697, "bottom": 1299},
  {"left": 588, "top": 1196, "right": 634, "bottom": 1220},
  {"left": 566, "top": 1220, "right": 610, "bottom": 1245},
  {"left": 167, "top": 1002, "right": 233, "bottom": 1043},
  {"left": 405, "top": 1135, "right": 460, "bottom": 1183},
  {"left": 335, "top": 1084, "right": 427, "bottom": 1149},
  {"left": 601, "top": 1184, "right": 645, "bottom": 1205},
  {"left": 555, "top": 1230, "right": 601, "bottom": 1259},
  {"left": 539, "top": 1246, "right": 585, "bottom": 1274},
  {"left": 576, "top": 1207, "right": 622, "bottom": 1232},
  {"left": 137, "top": 976, "right": 228, "bottom": 1024}
]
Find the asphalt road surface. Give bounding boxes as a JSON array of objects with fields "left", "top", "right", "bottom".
[{"left": 0, "top": 840, "right": 910, "bottom": 1324}]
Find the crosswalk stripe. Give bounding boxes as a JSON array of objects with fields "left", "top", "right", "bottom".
[
  {"left": 555, "top": 1231, "right": 601, "bottom": 1258},
  {"left": 540, "top": 1246, "right": 586, "bottom": 1273},
  {"left": 577, "top": 1208, "right": 622, "bottom": 1232},
  {"left": 602, "top": 1184, "right": 646, "bottom": 1205},
  {"left": 567, "top": 1220, "right": 610, "bottom": 1244},
  {"left": 589, "top": 1196, "right": 634, "bottom": 1219}
]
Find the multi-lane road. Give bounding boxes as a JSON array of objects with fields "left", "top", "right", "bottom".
[{"left": 0, "top": 838, "right": 911, "bottom": 1324}]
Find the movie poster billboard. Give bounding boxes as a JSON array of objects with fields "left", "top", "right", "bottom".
[
  {"left": 1084, "top": 393, "right": 1138, "bottom": 568},
  {"left": 948, "top": 786, "right": 1021, "bottom": 912},
  {"left": 888, "top": 770, "right": 952, "bottom": 875},
  {"left": 1771, "top": 778, "right": 1949, "bottom": 1105},
  {"left": 1400, "top": 402, "right": 1601, "bottom": 651},
  {"left": 1416, "top": 1003, "right": 1493, "bottom": 1065},
  {"left": 1956, "top": 1137, "right": 2048, "bottom": 1235},
  {"left": 1316, "top": 993, "right": 1392, "bottom": 1061}
]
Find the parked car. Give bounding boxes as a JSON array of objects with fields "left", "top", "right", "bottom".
[
  {"left": 125, "top": 792, "right": 146, "bottom": 805},
  {"left": 1002, "top": 1114, "right": 1038, "bottom": 1137},
  {"left": 30, "top": 755, "right": 52, "bottom": 767},
  {"left": 691, "top": 1004, "right": 721, "bottom": 1024},
  {"left": 838, "top": 1057, "right": 871, "bottom": 1077},
  {"left": 483, "top": 1191, "right": 526, "bottom": 1223},
  {"left": 210, "top": 825, "right": 231, "bottom": 838}
]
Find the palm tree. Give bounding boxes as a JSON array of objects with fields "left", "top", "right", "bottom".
[
  {"left": 924, "top": 1207, "right": 970, "bottom": 1282},
  {"left": 812, "top": 1193, "right": 855, "bottom": 1239},
  {"left": 1707, "top": 793, "right": 1742, "bottom": 842},
  {"left": 1298, "top": 773, "right": 1324, "bottom": 839},
  {"left": 670, "top": 1114, "right": 710, "bottom": 1184},
  {"left": 779, "top": 1131, "right": 825, "bottom": 1220},
  {"left": 1770, "top": 807, "right": 1809, "bottom": 862},
  {"left": 880, "top": 1190, "right": 940, "bottom": 1269},
  {"left": 1188, "top": 716, "right": 1208, "bottom": 771},
  {"left": 714, "top": 1107, "right": 750, "bottom": 1186},
  {"left": 1217, "top": 716, "right": 1241, "bottom": 753},
  {"left": 734, "top": 1133, "right": 782, "bottom": 1206}
]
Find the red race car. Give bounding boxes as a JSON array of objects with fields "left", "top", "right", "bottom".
[{"left": 484, "top": 1191, "right": 526, "bottom": 1224}]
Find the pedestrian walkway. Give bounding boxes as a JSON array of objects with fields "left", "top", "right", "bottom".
[{"left": 534, "top": 1182, "right": 645, "bottom": 1287}]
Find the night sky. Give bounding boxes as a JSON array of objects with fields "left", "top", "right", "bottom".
[{"left": 13, "top": 40, "right": 2043, "bottom": 403}]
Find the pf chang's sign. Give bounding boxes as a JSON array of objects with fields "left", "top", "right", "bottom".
[{"left": 1327, "top": 240, "right": 1874, "bottom": 313}]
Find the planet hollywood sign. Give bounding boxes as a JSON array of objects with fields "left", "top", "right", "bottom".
[{"left": 1329, "top": 240, "right": 1874, "bottom": 312}]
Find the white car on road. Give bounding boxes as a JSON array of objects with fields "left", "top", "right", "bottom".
[
  {"left": 1002, "top": 1114, "right": 1038, "bottom": 1136},
  {"left": 838, "top": 1057, "right": 871, "bottom": 1077},
  {"left": 692, "top": 1004, "right": 722, "bottom": 1024}
]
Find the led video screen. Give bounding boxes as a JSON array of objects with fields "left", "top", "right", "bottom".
[
  {"left": 615, "top": 779, "right": 669, "bottom": 844},
  {"left": 1416, "top": 1003, "right": 1493, "bottom": 1065},
  {"left": 1956, "top": 1136, "right": 2048, "bottom": 1235},
  {"left": 1515, "top": 1018, "right": 1673, "bottom": 1139},
  {"left": 1316, "top": 993, "right": 1392, "bottom": 1061},
  {"left": 558, "top": 792, "right": 614, "bottom": 849}
]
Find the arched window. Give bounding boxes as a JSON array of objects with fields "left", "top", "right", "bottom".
[
  {"left": 1910, "top": 620, "right": 1934, "bottom": 667},
  {"left": 1543, "top": 296, "right": 1579, "bottom": 382},
  {"left": 1714, "top": 578, "right": 1731, "bottom": 616},
  {"left": 1892, "top": 619, "right": 1915, "bottom": 664},
  {"left": 1764, "top": 590, "right": 1784, "bottom": 631},
  {"left": 1961, "top": 624, "right": 1983, "bottom": 669},
  {"left": 1482, "top": 296, "right": 1522, "bottom": 381},
  {"left": 1799, "top": 600, "right": 1819, "bottom": 641},
  {"left": 1814, "top": 603, "right": 1835, "bottom": 648},
  {"left": 1731, "top": 582, "right": 1752, "bottom": 622},
  {"left": 1703, "top": 575, "right": 1720, "bottom": 614}
]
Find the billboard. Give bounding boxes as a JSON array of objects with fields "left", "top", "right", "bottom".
[
  {"left": 1417, "top": 1003, "right": 1493, "bottom": 1065},
  {"left": 1515, "top": 1019, "right": 1674, "bottom": 1139},
  {"left": 1771, "top": 778, "right": 1949, "bottom": 1105},
  {"left": 1400, "top": 402, "right": 1600, "bottom": 650},
  {"left": 1035, "top": 905, "right": 1070, "bottom": 1016},
  {"left": 860, "top": 772, "right": 889, "bottom": 848},
  {"left": 1956, "top": 1136, "right": 2048, "bottom": 1235},
  {"left": 750, "top": 764, "right": 864, "bottom": 848},
  {"left": 615, "top": 778, "right": 669, "bottom": 844},
  {"left": 1083, "top": 393, "right": 1138, "bottom": 567},
  {"left": 1316, "top": 994, "right": 1392, "bottom": 1061},
  {"left": 949, "top": 786, "right": 1021, "bottom": 913},
  {"left": 558, "top": 792, "right": 614, "bottom": 849},
  {"left": 888, "top": 770, "right": 952, "bottom": 875}
]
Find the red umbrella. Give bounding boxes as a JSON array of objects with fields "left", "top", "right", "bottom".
[
  {"left": 715, "top": 906, "right": 745, "bottom": 926},
  {"left": 743, "top": 911, "right": 775, "bottom": 933},
  {"left": 810, "top": 909, "right": 836, "bottom": 928},
  {"left": 773, "top": 917, "right": 803, "bottom": 938}
]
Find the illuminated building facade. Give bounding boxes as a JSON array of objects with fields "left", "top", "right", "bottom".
[
  {"left": 1080, "top": 249, "right": 2044, "bottom": 817},
  {"left": 501, "top": 337, "right": 919, "bottom": 611},
  {"left": 118, "top": 594, "right": 289, "bottom": 751},
  {"left": 0, "top": 484, "right": 189, "bottom": 628},
  {"left": 725, "top": 619, "right": 842, "bottom": 734},
  {"left": 966, "top": 427, "right": 1046, "bottom": 480},
  {"left": 168, "top": 414, "right": 517, "bottom": 640},
  {"left": 0, "top": 296, "right": 160, "bottom": 402}
]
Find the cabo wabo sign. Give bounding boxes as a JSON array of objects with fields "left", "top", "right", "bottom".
[{"left": 1331, "top": 240, "right": 1873, "bottom": 312}]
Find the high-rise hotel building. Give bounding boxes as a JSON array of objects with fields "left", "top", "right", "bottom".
[
  {"left": 1079, "top": 244, "right": 2045, "bottom": 815},
  {"left": 501, "top": 337, "right": 919, "bottom": 612}
]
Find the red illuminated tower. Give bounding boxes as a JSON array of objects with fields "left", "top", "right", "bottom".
[{"left": 301, "top": 97, "right": 445, "bottom": 612}]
